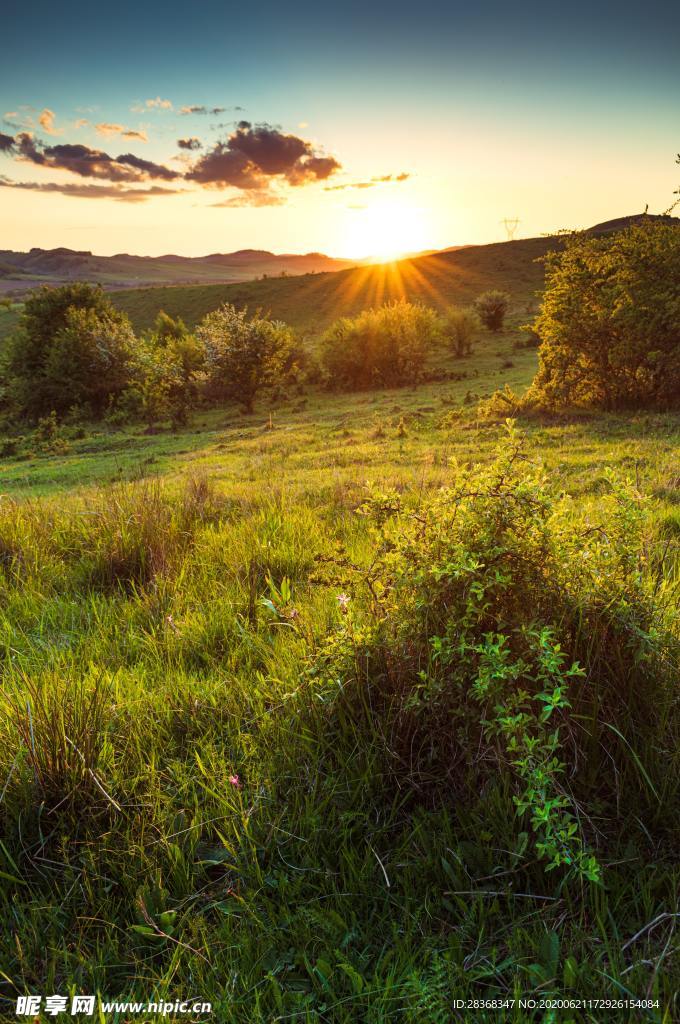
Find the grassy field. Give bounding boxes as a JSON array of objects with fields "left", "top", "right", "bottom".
[{"left": 0, "top": 282, "right": 679, "bottom": 1022}]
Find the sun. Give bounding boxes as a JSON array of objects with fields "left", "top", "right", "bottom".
[{"left": 343, "top": 200, "right": 432, "bottom": 263}]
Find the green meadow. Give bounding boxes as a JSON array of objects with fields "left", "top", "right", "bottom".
[{"left": 0, "top": 256, "right": 678, "bottom": 1023}]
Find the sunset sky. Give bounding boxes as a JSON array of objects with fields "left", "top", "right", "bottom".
[{"left": 1, "top": 0, "right": 678, "bottom": 259}]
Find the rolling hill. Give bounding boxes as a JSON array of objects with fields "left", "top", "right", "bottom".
[
  {"left": 0, "top": 246, "right": 356, "bottom": 296},
  {"left": 109, "top": 233, "right": 553, "bottom": 338}
]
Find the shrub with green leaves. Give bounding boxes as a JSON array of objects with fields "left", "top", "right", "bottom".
[
  {"left": 439, "top": 305, "right": 480, "bottom": 357},
  {"left": 529, "top": 218, "right": 680, "bottom": 410},
  {"left": 312, "top": 423, "right": 677, "bottom": 881},
  {"left": 197, "top": 303, "right": 295, "bottom": 413},
  {"left": 6, "top": 283, "right": 134, "bottom": 417},
  {"left": 320, "top": 300, "right": 440, "bottom": 390},
  {"left": 473, "top": 289, "right": 510, "bottom": 331}
]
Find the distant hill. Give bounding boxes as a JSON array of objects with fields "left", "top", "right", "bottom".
[
  {"left": 106, "top": 213, "right": 677, "bottom": 339},
  {"left": 109, "top": 233, "right": 554, "bottom": 338},
  {"left": 0, "top": 247, "right": 356, "bottom": 296}
]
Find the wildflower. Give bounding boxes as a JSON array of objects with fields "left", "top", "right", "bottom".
[
  {"left": 229, "top": 774, "right": 241, "bottom": 789},
  {"left": 337, "top": 592, "right": 350, "bottom": 614}
]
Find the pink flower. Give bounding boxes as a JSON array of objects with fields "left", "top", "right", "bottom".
[
  {"left": 337, "top": 592, "right": 350, "bottom": 614},
  {"left": 229, "top": 774, "right": 241, "bottom": 789}
]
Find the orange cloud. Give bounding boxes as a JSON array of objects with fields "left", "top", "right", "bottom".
[{"left": 38, "top": 109, "right": 60, "bottom": 135}]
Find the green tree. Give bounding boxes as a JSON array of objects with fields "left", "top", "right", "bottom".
[
  {"left": 439, "top": 306, "right": 480, "bottom": 357},
  {"left": 143, "top": 311, "right": 205, "bottom": 426},
  {"left": 7, "top": 284, "right": 128, "bottom": 417},
  {"left": 196, "top": 304, "right": 294, "bottom": 413},
  {"left": 42, "top": 306, "right": 136, "bottom": 416},
  {"left": 474, "top": 290, "right": 510, "bottom": 332},
  {"left": 529, "top": 220, "right": 680, "bottom": 410}
]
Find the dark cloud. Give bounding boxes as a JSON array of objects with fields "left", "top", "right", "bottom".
[
  {"left": 0, "top": 177, "right": 180, "bottom": 202},
  {"left": 177, "top": 137, "right": 202, "bottom": 150},
  {"left": 0, "top": 132, "right": 15, "bottom": 151},
  {"left": 180, "top": 105, "right": 227, "bottom": 116},
  {"left": 116, "top": 152, "right": 178, "bottom": 181},
  {"left": 186, "top": 122, "right": 340, "bottom": 190},
  {"left": 12, "top": 133, "right": 179, "bottom": 182}
]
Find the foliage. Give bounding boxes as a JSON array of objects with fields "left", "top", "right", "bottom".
[
  {"left": 197, "top": 303, "right": 295, "bottom": 412},
  {"left": 530, "top": 219, "right": 680, "bottom": 410},
  {"left": 439, "top": 305, "right": 480, "bottom": 357},
  {"left": 135, "top": 311, "right": 205, "bottom": 428},
  {"left": 41, "top": 305, "right": 136, "bottom": 416},
  {"left": 6, "top": 284, "right": 128, "bottom": 417},
  {"left": 320, "top": 300, "right": 440, "bottom": 390},
  {"left": 312, "top": 424, "right": 676, "bottom": 881},
  {"left": 473, "top": 289, "right": 510, "bottom": 331}
]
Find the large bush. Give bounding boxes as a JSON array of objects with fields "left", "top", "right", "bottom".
[
  {"left": 197, "top": 304, "right": 294, "bottom": 413},
  {"left": 6, "top": 283, "right": 131, "bottom": 417},
  {"left": 529, "top": 219, "right": 680, "bottom": 409},
  {"left": 439, "top": 305, "right": 480, "bottom": 357},
  {"left": 41, "top": 306, "right": 136, "bottom": 416},
  {"left": 313, "top": 425, "right": 678, "bottom": 881},
  {"left": 473, "top": 289, "right": 510, "bottom": 331},
  {"left": 320, "top": 300, "right": 440, "bottom": 390}
]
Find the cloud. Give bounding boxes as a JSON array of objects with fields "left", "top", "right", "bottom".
[
  {"left": 145, "top": 97, "right": 173, "bottom": 109},
  {"left": 324, "top": 172, "right": 410, "bottom": 191},
  {"left": 12, "top": 133, "right": 178, "bottom": 182},
  {"left": 0, "top": 176, "right": 179, "bottom": 202},
  {"left": 74, "top": 118, "right": 90, "bottom": 129},
  {"left": 180, "top": 105, "right": 227, "bottom": 116},
  {"left": 177, "top": 137, "right": 202, "bottom": 150},
  {"left": 210, "top": 191, "right": 286, "bottom": 208},
  {"left": 96, "top": 123, "right": 148, "bottom": 142},
  {"left": 3, "top": 110, "right": 33, "bottom": 131},
  {"left": 0, "top": 132, "right": 15, "bottom": 152},
  {"left": 122, "top": 129, "right": 148, "bottom": 142},
  {"left": 186, "top": 121, "right": 340, "bottom": 191},
  {"left": 116, "top": 152, "right": 177, "bottom": 180},
  {"left": 38, "top": 109, "right": 60, "bottom": 135}
]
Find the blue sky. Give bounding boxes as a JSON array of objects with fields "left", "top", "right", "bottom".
[{"left": 1, "top": 0, "right": 678, "bottom": 256}]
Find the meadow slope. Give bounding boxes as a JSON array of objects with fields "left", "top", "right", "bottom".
[
  {"left": 0, "top": 236, "right": 678, "bottom": 1023},
  {"left": 108, "top": 234, "right": 552, "bottom": 338}
]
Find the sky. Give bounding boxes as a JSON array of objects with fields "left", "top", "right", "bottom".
[{"left": 1, "top": 0, "right": 678, "bottom": 259}]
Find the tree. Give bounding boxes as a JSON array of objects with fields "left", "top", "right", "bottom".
[
  {"left": 474, "top": 290, "right": 510, "bottom": 332},
  {"left": 42, "top": 306, "right": 136, "bottom": 416},
  {"left": 197, "top": 304, "right": 294, "bottom": 413},
  {"left": 439, "top": 306, "right": 480, "bottom": 357},
  {"left": 6, "top": 283, "right": 128, "bottom": 417},
  {"left": 320, "top": 301, "right": 440, "bottom": 390},
  {"left": 142, "top": 311, "right": 205, "bottom": 426},
  {"left": 529, "top": 219, "right": 680, "bottom": 410}
]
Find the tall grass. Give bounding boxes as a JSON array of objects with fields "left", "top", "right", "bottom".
[{"left": 0, "top": 428, "right": 678, "bottom": 1022}]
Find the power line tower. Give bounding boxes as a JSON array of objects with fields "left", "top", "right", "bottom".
[{"left": 501, "top": 217, "right": 520, "bottom": 241}]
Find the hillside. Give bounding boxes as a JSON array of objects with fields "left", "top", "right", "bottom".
[
  {"left": 0, "top": 246, "right": 355, "bottom": 296},
  {"left": 109, "top": 232, "right": 554, "bottom": 337}
]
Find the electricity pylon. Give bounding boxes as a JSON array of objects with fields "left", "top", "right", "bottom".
[{"left": 501, "top": 218, "right": 520, "bottom": 241}]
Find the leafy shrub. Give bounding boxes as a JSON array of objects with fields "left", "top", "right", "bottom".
[
  {"left": 321, "top": 301, "right": 440, "bottom": 390},
  {"left": 529, "top": 219, "right": 680, "bottom": 410},
  {"left": 473, "top": 289, "right": 510, "bottom": 331},
  {"left": 197, "top": 304, "right": 294, "bottom": 413},
  {"left": 439, "top": 306, "right": 480, "bottom": 357},
  {"left": 312, "top": 425, "right": 677, "bottom": 881},
  {"left": 6, "top": 284, "right": 132, "bottom": 417}
]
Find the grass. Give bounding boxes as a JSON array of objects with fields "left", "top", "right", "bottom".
[{"left": 0, "top": 308, "right": 679, "bottom": 1022}]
